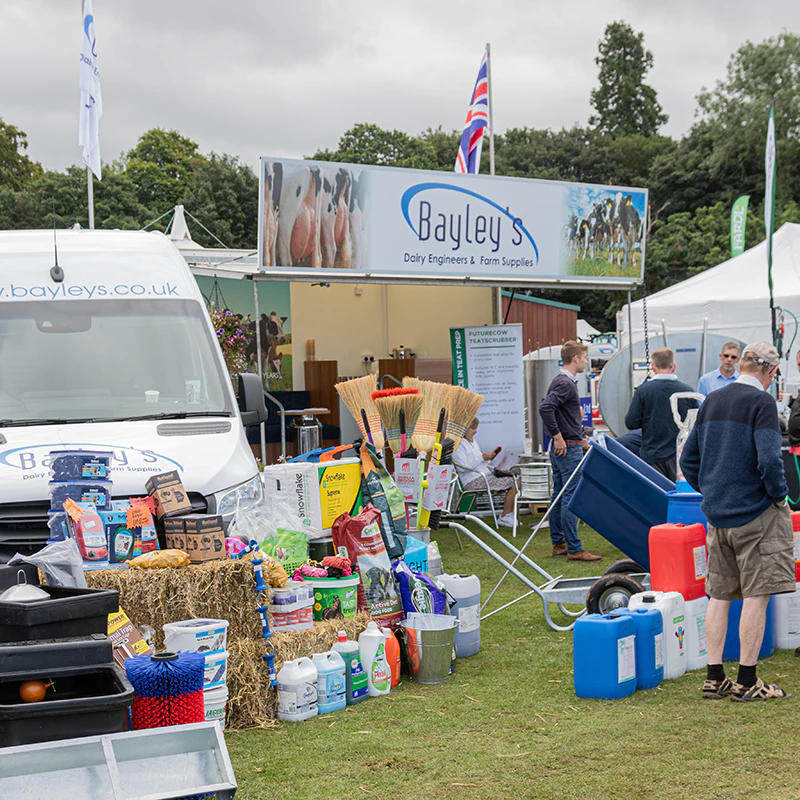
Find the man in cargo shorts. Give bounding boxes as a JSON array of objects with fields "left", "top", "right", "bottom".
[{"left": 681, "top": 342, "right": 795, "bottom": 701}]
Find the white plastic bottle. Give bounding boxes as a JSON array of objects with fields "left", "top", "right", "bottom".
[
  {"left": 276, "top": 657, "right": 318, "bottom": 722},
  {"left": 684, "top": 596, "right": 709, "bottom": 672},
  {"left": 774, "top": 584, "right": 800, "bottom": 649},
  {"left": 628, "top": 591, "right": 687, "bottom": 680},
  {"left": 440, "top": 574, "right": 481, "bottom": 658},
  {"left": 312, "top": 651, "right": 346, "bottom": 713},
  {"left": 358, "top": 621, "right": 391, "bottom": 697}
]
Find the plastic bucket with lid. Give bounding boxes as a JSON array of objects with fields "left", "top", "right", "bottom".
[
  {"left": 204, "top": 685, "right": 228, "bottom": 727},
  {"left": 307, "top": 575, "right": 360, "bottom": 621},
  {"left": 163, "top": 619, "right": 229, "bottom": 655},
  {"left": 400, "top": 613, "right": 457, "bottom": 685}
]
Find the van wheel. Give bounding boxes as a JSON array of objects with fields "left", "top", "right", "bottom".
[
  {"left": 585, "top": 574, "right": 645, "bottom": 615},
  {"left": 602, "top": 559, "right": 646, "bottom": 576}
]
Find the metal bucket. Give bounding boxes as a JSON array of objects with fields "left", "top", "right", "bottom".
[{"left": 401, "top": 614, "right": 457, "bottom": 685}]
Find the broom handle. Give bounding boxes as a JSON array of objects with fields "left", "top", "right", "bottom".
[
  {"left": 399, "top": 409, "right": 410, "bottom": 527},
  {"left": 360, "top": 408, "right": 374, "bottom": 446},
  {"left": 417, "top": 409, "right": 446, "bottom": 530}
]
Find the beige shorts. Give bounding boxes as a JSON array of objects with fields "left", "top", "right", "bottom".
[{"left": 706, "top": 504, "right": 796, "bottom": 601}]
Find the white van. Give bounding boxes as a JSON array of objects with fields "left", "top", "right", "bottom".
[{"left": 0, "top": 229, "right": 267, "bottom": 560}]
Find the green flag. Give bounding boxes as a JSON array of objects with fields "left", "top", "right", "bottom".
[
  {"left": 730, "top": 195, "right": 750, "bottom": 257},
  {"left": 765, "top": 106, "right": 777, "bottom": 345}
]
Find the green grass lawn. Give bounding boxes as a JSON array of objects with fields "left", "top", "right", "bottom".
[{"left": 226, "top": 519, "right": 800, "bottom": 800}]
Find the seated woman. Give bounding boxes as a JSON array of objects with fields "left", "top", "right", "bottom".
[{"left": 453, "top": 418, "right": 517, "bottom": 528}]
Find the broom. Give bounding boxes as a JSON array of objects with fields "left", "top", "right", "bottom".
[
  {"left": 428, "top": 436, "right": 455, "bottom": 531},
  {"left": 417, "top": 408, "right": 446, "bottom": 530},
  {"left": 372, "top": 388, "right": 423, "bottom": 455},
  {"left": 335, "top": 375, "right": 385, "bottom": 451},
  {"left": 404, "top": 378, "right": 449, "bottom": 456},
  {"left": 443, "top": 385, "right": 484, "bottom": 451},
  {"left": 125, "top": 651, "right": 206, "bottom": 730}
]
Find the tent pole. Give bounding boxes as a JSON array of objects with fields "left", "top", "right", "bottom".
[
  {"left": 627, "top": 291, "right": 634, "bottom": 400},
  {"left": 699, "top": 318, "right": 708, "bottom": 384}
]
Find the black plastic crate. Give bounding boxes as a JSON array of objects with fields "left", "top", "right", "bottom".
[
  {"left": 0, "top": 663, "right": 133, "bottom": 747},
  {"left": 0, "top": 585, "right": 119, "bottom": 643},
  {"left": 0, "top": 634, "right": 112, "bottom": 675}
]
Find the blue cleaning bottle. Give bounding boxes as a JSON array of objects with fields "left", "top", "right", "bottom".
[{"left": 331, "top": 630, "right": 369, "bottom": 705}]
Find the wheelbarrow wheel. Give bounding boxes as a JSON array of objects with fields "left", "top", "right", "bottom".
[
  {"left": 585, "top": 574, "right": 645, "bottom": 615},
  {"left": 602, "top": 559, "right": 646, "bottom": 577}
]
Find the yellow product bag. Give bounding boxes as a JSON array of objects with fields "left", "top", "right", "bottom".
[{"left": 125, "top": 549, "right": 191, "bottom": 569}]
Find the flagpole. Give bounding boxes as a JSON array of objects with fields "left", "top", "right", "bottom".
[
  {"left": 765, "top": 104, "right": 777, "bottom": 349},
  {"left": 87, "top": 167, "right": 95, "bottom": 229},
  {"left": 486, "top": 41, "right": 495, "bottom": 178}
]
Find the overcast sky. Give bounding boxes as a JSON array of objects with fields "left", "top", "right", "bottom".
[{"left": 2, "top": 0, "right": 799, "bottom": 175}]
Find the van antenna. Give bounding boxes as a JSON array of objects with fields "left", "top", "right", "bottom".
[{"left": 50, "top": 198, "right": 64, "bottom": 283}]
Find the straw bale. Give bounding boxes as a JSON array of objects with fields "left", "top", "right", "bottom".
[{"left": 86, "top": 562, "right": 372, "bottom": 729}]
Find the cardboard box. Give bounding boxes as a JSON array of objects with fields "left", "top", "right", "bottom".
[
  {"left": 163, "top": 517, "right": 187, "bottom": 552},
  {"left": 145, "top": 470, "right": 192, "bottom": 519},
  {"left": 107, "top": 607, "right": 153, "bottom": 667},
  {"left": 183, "top": 514, "right": 225, "bottom": 563}
]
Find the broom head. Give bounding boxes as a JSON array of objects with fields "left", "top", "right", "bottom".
[
  {"left": 444, "top": 386, "right": 484, "bottom": 450},
  {"left": 405, "top": 378, "right": 450, "bottom": 454},
  {"left": 335, "top": 375, "right": 385, "bottom": 450},
  {"left": 372, "top": 388, "right": 423, "bottom": 454}
]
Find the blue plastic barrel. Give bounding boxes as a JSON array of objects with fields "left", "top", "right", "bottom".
[
  {"left": 616, "top": 607, "right": 664, "bottom": 690},
  {"left": 573, "top": 613, "right": 637, "bottom": 699},
  {"left": 722, "top": 596, "right": 777, "bottom": 662},
  {"left": 666, "top": 491, "right": 706, "bottom": 527}
]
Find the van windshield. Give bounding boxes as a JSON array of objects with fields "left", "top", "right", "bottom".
[{"left": 0, "top": 299, "right": 235, "bottom": 425}]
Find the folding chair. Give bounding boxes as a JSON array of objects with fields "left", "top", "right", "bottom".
[{"left": 448, "top": 463, "right": 518, "bottom": 528}]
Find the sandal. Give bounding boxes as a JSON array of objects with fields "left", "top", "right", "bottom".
[
  {"left": 702, "top": 676, "right": 735, "bottom": 699},
  {"left": 730, "top": 677, "right": 791, "bottom": 702}
]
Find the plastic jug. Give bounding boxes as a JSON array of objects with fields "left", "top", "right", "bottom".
[
  {"left": 427, "top": 543, "right": 443, "bottom": 577},
  {"left": 617, "top": 607, "right": 664, "bottom": 690},
  {"left": 684, "top": 596, "right": 709, "bottom": 671},
  {"left": 723, "top": 596, "right": 776, "bottom": 661},
  {"left": 276, "top": 657, "right": 318, "bottom": 722},
  {"left": 440, "top": 574, "right": 481, "bottom": 658},
  {"left": 573, "top": 613, "right": 637, "bottom": 699},
  {"left": 382, "top": 628, "right": 401, "bottom": 687},
  {"left": 331, "top": 630, "right": 369, "bottom": 705},
  {"left": 358, "top": 621, "right": 391, "bottom": 696},
  {"left": 649, "top": 522, "right": 707, "bottom": 601},
  {"left": 628, "top": 591, "right": 687, "bottom": 680},
  {"left": 312, "top": 651, "right": 346, "bottom": 713},
  {"left": 774, "top": 584, "right": 800, "bottom": 650}
]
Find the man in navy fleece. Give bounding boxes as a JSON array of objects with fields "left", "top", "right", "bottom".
[
  {"left": 539, "top": 341, "right": 602, "bottom": 562},
  {"left": 681, "top": 342, "right": 794, "bottom": 702}
]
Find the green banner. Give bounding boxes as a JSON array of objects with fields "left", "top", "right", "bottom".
[
  {"left": 450, "top": 327, "right": 468, "bottom": 388},
  {"left": 730, "top": 195, "right": 750, "bottom": 258}
]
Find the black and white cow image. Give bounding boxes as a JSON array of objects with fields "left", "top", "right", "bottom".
[
  {"left": 567, "top": 191, "right": 643, "bottom": 267},
  {"left": 275, "top": 163, "right": 323, "bottom": 268},
  {"left": 262, "top": 162, "right": 281, "bottom": 267},
  {"left": 617, "top": 194, "right": 641, "bottom": 268},
  {"left": 349, "top": 171, "right": 369, "bottom": 271}
]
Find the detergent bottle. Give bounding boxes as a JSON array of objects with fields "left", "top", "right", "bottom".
[
  {"left": 276, "top": 657, "right": 318, "bottom": 722},
  {"left": 312, "top": 651, "right": 346, "bottom": 713},
  {"left": 331, "top": 630, "right": 369, "bottom": 705},
  {"left": 358, "top": 621, "right": 391, "bottom": 696},
  {"left": 382, "top": 627, "right": 401, "bottom": 687}
]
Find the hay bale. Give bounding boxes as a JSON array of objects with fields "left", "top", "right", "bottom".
[{"left": 87, "top": 563, "right": 372, "bottom": 729}]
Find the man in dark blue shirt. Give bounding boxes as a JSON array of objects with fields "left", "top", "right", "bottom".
[
  {"left": 624, "top": 348, "right": 698, "bottom": 481},
  {"left": 539, "top": 341, "right": 602, "bottom": 562},
  {"left": 681, "top": 342, "right": 793, "bottom": 702}
]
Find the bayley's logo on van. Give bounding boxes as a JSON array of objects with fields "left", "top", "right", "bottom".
[{"left": 0, "top": 443, "right": 183, "bottom": 478}]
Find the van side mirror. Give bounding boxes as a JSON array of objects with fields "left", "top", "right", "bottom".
[{"left": 237, "top": 373, "right": 268, "bottom": 427}]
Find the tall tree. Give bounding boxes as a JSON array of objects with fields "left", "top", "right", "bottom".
[
  {"left": 590, "top": 22, "right": 668, "bottom": 138},
  {"left": 312, "top": 123, "right": 439, "bottom": 170},
  {"left": 125, "top": 128, "right": 204, "bottom": 213},
  {"left": 0, "top": 118, "right": 42, "bottom": 191}
]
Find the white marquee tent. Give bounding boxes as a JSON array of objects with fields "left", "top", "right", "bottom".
[{"left": 619, "top": 222, "right": 800, "bottom": 382}]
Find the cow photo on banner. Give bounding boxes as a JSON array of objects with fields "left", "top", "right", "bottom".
[
  {"left": 262, "top": 161, "right": 370, "bottom": 270},
  {"left": 259, "top": 157, "right": 647, "bottom": 285}
]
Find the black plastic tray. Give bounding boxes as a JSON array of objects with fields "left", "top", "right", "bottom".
[
  {"left": 0, "top": 585, "right": 119, "bottom": 643},
  {"left": 0, "top": 633, "right": 112, "bottom": 674},
  {"left": 0, "top": 663, "right": 133, "bottom": 747}
]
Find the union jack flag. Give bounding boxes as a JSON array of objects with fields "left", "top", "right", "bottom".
[{"left": 455, "top": 50, "right": 489, "bottom": 174}]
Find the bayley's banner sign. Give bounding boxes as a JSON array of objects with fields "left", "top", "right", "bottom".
[{"left": 258, "top": 157, "right": 647, "bottom": 287}]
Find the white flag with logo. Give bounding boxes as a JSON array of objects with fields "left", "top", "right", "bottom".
[
  {"left": 764, "top": 106, "right": 776, "bottom": 267},
  {"left": 79, "top": 0, "right": 102, "bottom": 179}
]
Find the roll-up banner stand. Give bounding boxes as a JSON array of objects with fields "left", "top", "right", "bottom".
[
  {"left": 256, "top": 157, "right": 647, "bottom": 290},
  {"left": 450, "top": 324, "right": 526, "bottom": 470}
]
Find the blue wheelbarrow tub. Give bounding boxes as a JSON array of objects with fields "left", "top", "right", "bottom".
[{"left": 568, "top": 439, "right": 676, "bottom": 571}]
